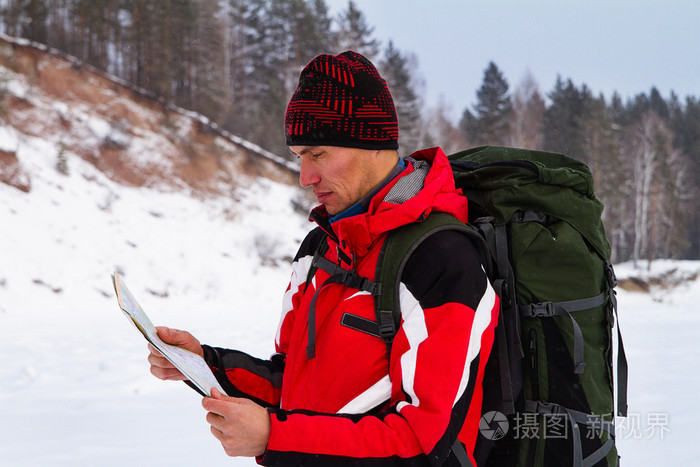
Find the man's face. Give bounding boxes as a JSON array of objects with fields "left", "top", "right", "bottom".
[{"left": 290, "top": 145, "right": 383, "bottom": 216}]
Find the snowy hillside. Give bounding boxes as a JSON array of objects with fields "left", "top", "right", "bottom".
[
  {"left": 0, "top": 37, "right": 310, "bottom": 466},
  {"left": 2, "top": 146, "right": 699, "bottom": 467},
  {"left": 1, "top": 36, "right": 699, "bottom": 467},
  {"left": 0, "top": 120, "right": 310, "bottom": 466}
]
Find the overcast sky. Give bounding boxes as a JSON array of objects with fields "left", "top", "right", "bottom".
[{"left": 325, "top": 0, "right": 700, "bottom": 121}]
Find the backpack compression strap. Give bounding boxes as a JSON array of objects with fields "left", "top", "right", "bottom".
[
  {"left": 523, "top": 400, "right": 615, "bottom": 467},
  {"left": 508, "top": 212, "right": 628, "bottom": 416},
  {"left": 518, "top": 294, "right": 606, "bottom": 374}
]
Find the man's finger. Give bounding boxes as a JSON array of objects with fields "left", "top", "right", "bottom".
[
  {"left": 202, "top": 395, "right": 225, "bottom": 415},
  {"left": 202, "top": 392, "right": 241, "bottom": 417},
  {"left": 155, "top": 326, "right": 178, "bottom": 343},
  {"left": 147, "top": 351, "right": 172, "bottom": 369},
  {"left": 209, "top": 424, "right": 225, "bottom": 443},
  {"left": 156, "top": 326, "right": 194, "bottom": 347},
  {"left": 150, "top": 365, "right": 185, "bottom": 380},
  {"left": 147, "top": 343, "right": 164, "bottom": 358},
  {"left": 206, "top": 410, "right": 227, "bottom": 432},
  {"left": 155, "top": 326, "right": 203, "bottom": 357}
]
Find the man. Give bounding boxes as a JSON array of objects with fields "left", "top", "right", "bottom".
[{"left": 149, "top": 51, "right": 499, "bottom": 466}]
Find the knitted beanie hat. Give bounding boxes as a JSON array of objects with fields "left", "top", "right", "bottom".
[{"left": 285, "top": 51, "right": 399, "bottom": 150}]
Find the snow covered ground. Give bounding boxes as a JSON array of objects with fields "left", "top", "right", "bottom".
[
  {"left": 0, "top": 131, "right": 308, "bottom": 466},
  {"left": 613, "top": 261, "right": 700, "bottom": 465},
  {"left": 1, "top": 128, "right": 699, "bottom": 466}
]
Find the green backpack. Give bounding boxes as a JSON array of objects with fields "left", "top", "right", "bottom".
[
  {"left": 448, "top": 146, "right": 627, "bottom": 466},
  {"left": 309, "top": 146, "right": 628, "bottom": 467}
]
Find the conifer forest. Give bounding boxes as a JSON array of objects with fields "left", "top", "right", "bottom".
[{"left": 1, "top": 0, "right": 698, "bottom": 262}]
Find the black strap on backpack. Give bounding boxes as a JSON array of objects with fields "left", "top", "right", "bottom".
[
  {"left": 471, "top": 217, "right": 523, "bottom": 415},
  {"left": 305, "top": 240, "right": 383, "bottom": 359},
  {"left": 522, "top": 400, "right": 615, "bottom": 467}
]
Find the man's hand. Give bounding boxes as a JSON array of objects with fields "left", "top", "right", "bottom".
[
  {"left": 147, "top": 326, "right": 203, "bottom": 381},
  {"left": 203, "top": 388, "right": 271, "bottom": 457}
]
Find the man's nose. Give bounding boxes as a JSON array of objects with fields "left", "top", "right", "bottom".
[{"left": 299, "top": 159, "right": 320, "bottom": 188}]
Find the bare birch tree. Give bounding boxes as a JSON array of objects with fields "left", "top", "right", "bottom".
[
  {"left": 511, "top": 70, "right": 544, "bottom": 150},
  {"left": 626, "top": 112, "right": 687, "bottom": 268}
]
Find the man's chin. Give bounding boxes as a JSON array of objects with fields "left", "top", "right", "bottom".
[{"left": 323, "top": 203, "right": 343, "bottom": 216}]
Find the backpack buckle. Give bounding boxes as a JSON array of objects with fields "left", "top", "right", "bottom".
[
  {"left": 343, "top": 272, "right": 381, "bottom": 295},
  {"left": 344, "top": 271, "right": 364, "bottom": 290},
  {"left": 528, "top": 302, "right": 555, "bottom": 317}
]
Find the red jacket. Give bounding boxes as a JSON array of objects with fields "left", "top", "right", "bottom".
[{"left": 203, "top": 147, "right": 499, "bottom": 466}]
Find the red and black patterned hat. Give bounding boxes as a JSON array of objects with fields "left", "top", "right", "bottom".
[{"left": 285, "top": 51, "right": 399, "bottom": 150}]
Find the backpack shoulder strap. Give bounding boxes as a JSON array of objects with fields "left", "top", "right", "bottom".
[
  {"left": 374, "top": 212, "right": 489, "bottom": 355},
  {"left": 372, "top": 212, "right": 485, "bottom": 467}
]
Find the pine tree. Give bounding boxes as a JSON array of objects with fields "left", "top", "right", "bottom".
[
  {"left": 460, "top": 61, "right": 512, "bottom": 146},
  {"left": 220, "top": 0, "right": 263, "bottom": 137},
  {"left": 21, "top": 0, "right": 49, "bottom": 44},
  {"left": 185, "top": 0, "right": 227, "bottom": 119},
  {"left": 649, "top": 87, "right": 670, "bottom": 120},
  {"left": 42, "top": 1, "right": 72, "bottom": 52},
  {"left": 608, "top": 92, "right": 627, "bottom": 127},
  {"left": 73, "top": 0, "right": 120, "bottom": 70},
  {"left": 307, "top": 0, "right": 334, "bottom": 54},
  {"left": 379, "top": 41, "right": 423, "bottom": 156},
  {"left": 124, "top": 0, "right": 157, "bottom": 92},
  {"left": 1, "top": 0, "right": 49, "bottom": 44},
  {"left": 586, "top": 94, "right": 629, "bottom": 261},
  {"left": 457, "top": 108, "right": 478, "bottom": 147},
  {"left": 335, "top": 0, "right": 380, "bottom": 59},
  {"left": 239, "top": 0, "right": 331, "bottom": 157},
  {"left": 542, "top": 76, "right": 593, "bottom": 159}
]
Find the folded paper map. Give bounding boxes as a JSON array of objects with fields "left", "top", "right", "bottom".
[{"left": 111, "top": 272, "right": 226, "bottom": 397}]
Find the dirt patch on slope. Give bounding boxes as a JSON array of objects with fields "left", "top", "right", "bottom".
[{"left": 0, "top": 36, "right": 299, "bottom": 195}]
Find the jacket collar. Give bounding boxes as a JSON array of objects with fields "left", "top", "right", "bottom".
[
  {"left": 327, "top": 158, "right": 406, "bottom": 224},
  {"left": 308, "top": 147, "right": 468, "bottom": 263}
]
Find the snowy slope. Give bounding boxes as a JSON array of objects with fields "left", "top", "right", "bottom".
[
  {"left": 0, "top": 40, "right": 309, "bottom": 465},
  {"left": 0, "top": 128, "right": 309, "bottom": 466}
]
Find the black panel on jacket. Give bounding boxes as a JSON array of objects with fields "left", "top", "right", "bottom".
[
  {"left": 401, "top": 229, "right": 487, "bottom": 311},
  {"left": 294, "top": 226, "right": 326, "bottom": 262}
]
